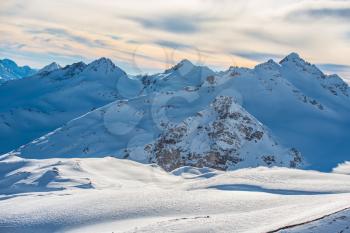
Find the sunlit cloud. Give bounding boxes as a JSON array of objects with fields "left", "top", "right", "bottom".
[
  {"left": 0, "top": 0, "right": 349, "bottom": 80},
  {"left": 26, "top": 27, "right": 110, "bottom": 48}
]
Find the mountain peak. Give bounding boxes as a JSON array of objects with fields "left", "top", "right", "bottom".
[
  {"left": 47, "top": 62, "right": 61, "bottom": 68},
  {"left": 279, "top": 52, "right": 325, "bottom": 77},
  {"left": 178, "top": 59, "right": 194, "bottom": 66},
  {"left": 38, "top": 62, "right": 61, "bottom": 75},
  {"left": 166, "top": 59, "right": 195, "bottom": 74},
  {"left": 0, "top": 58, "right": 18, "bottom": 68},
  {"left": 89, "top": 57, "right": 115, "bottom": 67},
  {"left": 256, "top": 59, "right": 280, "bottom": 70},
  {"left": 86, "top": 57, "right": 116, "bottom": 72},
  {"left": 85, "top": 57, "right": 127, "bottom": 76},
  {"left": 0, "top": 58, "right": 36, "bottom": 79},
  {"left": 279, "top": 52, "right": 303, "bottom": 64}
]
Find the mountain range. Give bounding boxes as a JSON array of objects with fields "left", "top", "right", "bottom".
[
  {"left": 0, "top": 58, "right": 37, "bottom": 80},
  {"left": 1, "top": 53, "right": 349, "bottom": 171}
]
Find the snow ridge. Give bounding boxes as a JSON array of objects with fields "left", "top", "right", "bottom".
[{"left": 1, "top": 53, "right": 350, "bottom": 171}]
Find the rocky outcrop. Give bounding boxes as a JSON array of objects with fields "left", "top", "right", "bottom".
[{"left": 149, "top": 96, "right": 303, "bottom": 171}]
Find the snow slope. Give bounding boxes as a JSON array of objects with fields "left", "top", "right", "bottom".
[
  {"left": 214, "top": 55, "right": 350, "bottom": 171},
  {"left": 14, "top": 60, "right": 303, "bottom": 171},
  {"left": 0, "top": 58, "right": 36, "bottom": 80},
  {"left": 37, "top": 62, "right": 61, "bottom": 75},
  {"left": 279, "top": 208, "right": 350, "bottom": 233},
  {"left": 0, "top": 155, "right": 350, "bottom": 233},
  {"left": 11, "top": 54, "right": 350, "bottom": 171},
  {"left": 0, "top": 58, "right": 142, "bottom": 154}
]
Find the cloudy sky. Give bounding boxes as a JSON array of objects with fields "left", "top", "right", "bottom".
[{"left": 0, "top": 0, "right": 350, "bottom": 79}]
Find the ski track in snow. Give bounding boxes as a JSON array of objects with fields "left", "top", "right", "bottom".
[{"left": 277, "top": 208, "right": 350, "bottom": 233}]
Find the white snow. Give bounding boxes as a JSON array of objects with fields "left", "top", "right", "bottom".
[
  {"left": 279, "top": 208, "right": 350, "bottom": 233},
  {"left": 1, "top": 54, "right": 350, "bottom": 232},
  {"left": 0, "top": 58, "right": 142, "bottom": 154},
  {"left": 37, "top": 62, "right": 61, "bottom": 75},
  {"left": 0, "top": 155, "right": 350, "bottom": 233},
  {"left": 0, "top": 58, "right": 36, "bottom": 80},
  {"left": 333, "top": 161, "right": 350, "bottom": 175},
  {"left": 7, "top": 53, "right": 350, "bottom": 171}
]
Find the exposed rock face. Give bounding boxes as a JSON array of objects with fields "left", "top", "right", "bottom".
[{"left": 150, "top": 96, "right": 303, "bottom": 171}]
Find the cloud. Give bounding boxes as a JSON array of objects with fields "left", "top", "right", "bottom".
[
  {"left": 94, "top": 39, "right": 108, "bottom": 47},
  {"left": 153, "top": 40, "right": 191, "bottom": 49},
  {"left": 233, "top": 51, "right": 283, "bottom": 62},
  {"left": 287, "top": 7, "right": 350, "bottom": 21},
  {"left": 0, "top": 45, "right": 86, "bottom": 68},
  {"left": 1, "top": 1, "right": 350, "bottom": 75},
  {"left": 242, "top": 30, "right": 289, "bottom": 46},
  {"left": 126, "top": 40, "right": 141, "bottom": 44},
  {"left": 125, "top": 14, "right": 219, "bottom": 34},
  {"left": 26, "top": 27, "right": 109, "bottom": 48},
  {"left": 110, "top": 35, "right": 122, "bottom": 40},
  {"left": 0, "top": 41, "right": 26, "bottom": 50},
  {"left": 346, "top": 31, "right": 350, "bottom": 40},
  {"left": 318, "top": 63, "right": 350, "bottom": 72},
  {"left": 318, "top": 63, "right": 350, "bottom": 82}
]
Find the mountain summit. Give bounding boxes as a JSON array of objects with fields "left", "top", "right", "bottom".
[
  {"left": 37, "top": 62, "right": 61, "bottom": 75},
  {"left": 0, "top": 58, "right": 36, "bottom": 80},
  {"left": 1, "top": 53, "right": 350, "bottom": 171}
]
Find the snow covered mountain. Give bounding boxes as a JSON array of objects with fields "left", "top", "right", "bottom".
[
  {"left": 0, "top": 58, "right": 37, "bottom": 80},
  {"left": 218, "top": 53, "right": 350, "bottom": 171},
  {"left": 0, "top": 58, "right": 142, "bottom": 154},
  {"left": 2, "top": 53, "right": 350, "bottom": 171},
  {"left": 150, "top": 96, "right": 302, "bottom": 171},
  {"left": 1, "top": 53, "right": 350, "bottom": 233},
  {"left": 12, "top": 58, "right": 302, "bottom": 171},
  {"left": 37, "top": 62, "right": 61, "bottom": 75}
]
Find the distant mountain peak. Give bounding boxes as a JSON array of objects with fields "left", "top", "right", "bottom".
[
  {"left": 63, "top": 61, "right": 87, "bottom": 70},
  {"left": 267, "top": 59, "right": 277, "bottom": 64},
  {"left": 0, "top": 58, "right": 36, "bottom": 79},
  {"left": 284, "top": 52, "right": 301, "bottom": 60},
  {"left": 280, "top": 52, "right": 307, "bottom": 64},
  {"left": 280, "top": 52, "right": 325, "bottom": 76},
  {"left": 1, "top": 58, "right": 18, "bottom": 67},
  {"left": 47, "top": 62, "right": 61, "bottom": 68},
  {"left": 166, "top": 59, "right": 196, "bottom": 74},
  {"left": 178, "top": 59, "right": 194, "bottom": 66},
  {"left": 38, "top": 62, "right": 61, "bottom": 75},
  {"left": 256, "top": 59, "right": 280, "bottom": 70},
  {"left": 281, "top": 52, "right": 304, "bottom": 63},
  {"left": 85, "top": 57, "right": 127, "bottom": 75},
  {"left": 88, "top": 57, "right": 115, "bottom": 68},
  {"left": 58, "top": 61, "right": 87, "bottom": 78}
]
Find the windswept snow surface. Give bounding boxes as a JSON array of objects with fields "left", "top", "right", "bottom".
[{"left": 1, "top": 155, "right": 350, "bottom": 233}]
